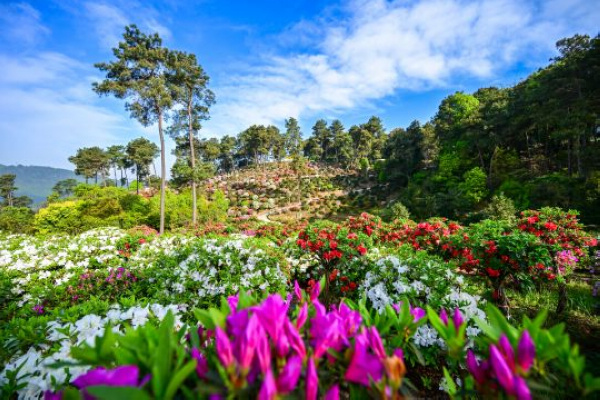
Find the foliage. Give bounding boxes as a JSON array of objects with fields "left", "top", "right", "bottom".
[{"left": 0, "top": 207, "right": 34, "bottom": 233}]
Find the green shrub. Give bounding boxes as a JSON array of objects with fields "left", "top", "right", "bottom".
[
  {"left": 385, "top": 201, "right": 411, "bottom": 221},
  {"left": 482, "top": 194, "right": 517, "bottom": 223},
  {"left": 33, "top": 201, "right": 85, "bottom": 234},
  {"left": 0, "top": 207, "right": 34, "bottom": 233}
]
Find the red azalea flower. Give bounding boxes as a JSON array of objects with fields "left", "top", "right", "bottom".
[
  {"left": 544, "top": 222, "right": 558, "bottom": 231},
  {"left": 486, "top": 268, "right": 500, "bottom": 277},
  {"left": 357, "top": 244, "right": 367, "bottom": 255},
  {"left": 330, "top": 240, "right": 338, "bottom": 250}
]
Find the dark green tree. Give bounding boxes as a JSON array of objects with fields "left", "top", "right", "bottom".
[
  {"left": 126, "top": 137, "right": 159, "bottom": 194},
  {"left": 0, "top": 174, "right": 17, "bottom": 207},
  {"left": 93, "top": 24, "right": 175, "bottom": 234},
  {"left": 167, "top": 50, "right": 215, "bottom": 225},
  {"left": 52, "top": 178, "right": 79, "bottom": 198},
  {"left": 284, "top": 117, "right": 303, "bottom": 157},
  {"left": 69, "top": 147, "right": 109, "bottom": 184},
  {"left": 106, "top": 145, "right": 126, "bottom": 186}
]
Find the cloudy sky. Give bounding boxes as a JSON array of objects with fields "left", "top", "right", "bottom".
[{"left": 0, "top": 0, "right": 598, "bottom": 170}]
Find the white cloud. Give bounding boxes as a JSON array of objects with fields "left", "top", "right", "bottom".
[
  {"left": 202, "top": 0, "right": 600, "bottom": 136},
  {"left": 0, "top": 2, "right": 50, "bottom": 45},
  {"left": 0, "top": 52, "right": 174, "bottom": 171},
  {"left": 83, "top": 1, "right": 172, "bottom": 49}
]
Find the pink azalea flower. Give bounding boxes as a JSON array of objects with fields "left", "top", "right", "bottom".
[
  {"left": 324, "top": 385, "right": 339, "bottom": 400},
  {"left": 191, "top": 348, "right": 208, "bottom": 378},
  {"left": 296, "top": 303, "right": 308, "bottom": 329},
  {"left": 490, "top": 345, "right": 514, "bottom": 394},
  {"left": 276, "top": 355, "right": 303, "bottom": 394},
  {"left": 258, "top": 369, "right": 277, "bottom": 400},
  {"left": 306, "top": 358, "right": 318, "bottom": 400},
  {"left": 215, "top": 327, "right": 234, "bottom": 368},
  {"left": 345, "top": 330, "right": 384, "bottom": 386},
  {"left": 517, "top": 331, "right": 535, "bottom": 372}
]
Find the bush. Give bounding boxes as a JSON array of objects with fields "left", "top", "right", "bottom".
[
  {"left": 33, "top": 201, "right": 86, "bottom": 234},
  {"left": 0, "top": 207, "right": 34, "bottom": 233},
  {"left": 385, "top": 201, "right": 411, "bottom": 221},
  {"left": 481, "top": 194, "right": 517, "bottom": 223}
]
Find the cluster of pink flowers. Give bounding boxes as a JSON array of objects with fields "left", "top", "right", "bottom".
[
  {"left": 466, "top": 331, "right": 535, "bottom": 400},
  {"left": 195, "top": 283, "right": 408, "bottom": 399},
  {"left": 42, "top": 286, "right": 544, "bottom": 399}
]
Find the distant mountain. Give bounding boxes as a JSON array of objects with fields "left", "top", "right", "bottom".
[{"left": 0, "top": 165, "right": 83, "bottom": 205}]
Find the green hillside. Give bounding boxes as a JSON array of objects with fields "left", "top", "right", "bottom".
[{"left": 0, "top": 165, "right": 83, "bottom": 205}]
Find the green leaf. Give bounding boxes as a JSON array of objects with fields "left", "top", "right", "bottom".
[
  {"left": 208, "top": 308, "right": 226, "bottom": 329},
  {"left": 165, "top": 360, "right": 197, "bottom": 399},
  {"left": 152, "top": 311, "right": 174, "bottom": 397},
  {"left": 426, "top": 306, "right": 448, "bottom": 340},
  {"left": 62, "top": 387, "right": 83, "bottom": 400},
  {"left": 86, "top": 385, "right": 152, "bottom": 400},
  {"left": 443, "top": 367, "right": 457, "bottom": 395}
]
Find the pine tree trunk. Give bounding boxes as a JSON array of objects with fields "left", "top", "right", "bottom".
[
  {"left": 188, "top": 95, "right": 198, "bottom": 226},
  {"left": 158, "top": 110, "right": 166, "bottom": 235}
]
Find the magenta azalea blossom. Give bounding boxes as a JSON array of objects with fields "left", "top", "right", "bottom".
[
  {"left": 258, "top": 369, "right": 277, "bottom": 400},
  {"left": 310, "top": 282, "right": 321, "bottom": 302},
  {"left": 324, "top": 384, "right": 340, "bottom": 400},
  {"left": 514, "top": 376, "right": 532, "bottom": 400},
  {"left": 466, "top": 350, "right": 486, "bottom": 384},
  {"left": 410, "top": 307, "right": 426, "bottom": 322},
  {"left": 238, "top": 314, "right": 261, "bottom": 370},
  {"left": 497, "top": 335, "right": 515, "bottom": 370},
  {"left": 191, "top": 348, "right": 208, "bottom": 378},
  {"left": 72, "top": 365, "right": 147, "bottom": 400},
  {"left": 215, "top": 327, "right": 235, "bottom": 368},
  {"left": 345, "top": 330, "right": 384, "bottom": 386},
  {"left": 276, "top": 355, "right": 303, "bottom": 394},
  {"left": 296, "top": 303, "right": 308, "bottom": 329},
  {"left": 294, "top": 280, "right": 303, "bottom": 302},
  {"left": 253, "top": 294, "right": 289, "bottom": 343},
  {"left": 452, "top": 308, "right": 464, "bottom": 331},
  {"left": 227, "top": 294, "right": 239, "bottom": 313},
  {"left": 306, "top": 358, "right": 318, "bottom": 400},
  {"left": 73, "top": 365, "right": 141, "bottom": 388},
  {"left": 490, "top": 345, "right": 515, "bottom": 394},
  {"left": 439, "top": 309, "right": 449, "bottom": 325},
  {"left": 44, "top": 391, "right": 63, "bottom": 400},
  {"left": 284, "top": 319, "right": 306, "bottom": 359},
  {"left": 517, "top": 331, "right": 535, "bottom": 372}
]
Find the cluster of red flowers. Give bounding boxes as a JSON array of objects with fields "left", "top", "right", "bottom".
[
  {"left": 117, "top": 237, "right": 147, "bottom": 259},
  {"left": 345, "top": 212, "right": 381, "bottom": 237},
  {"left": 297, "top": 227, "right": 369, "bottom": 263},
  {"left": 518, "top": 210, "right": 598, "bottom": 255},
  {"left": 328, "top": 269, "right": 358, "bottom": 294},
  {"left": 380, "top": 219, "right": 462, "bottom": 252}
]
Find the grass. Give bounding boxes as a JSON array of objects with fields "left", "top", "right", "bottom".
[{"left": 507, "top": 280, "right": 600, "bottom": 376}]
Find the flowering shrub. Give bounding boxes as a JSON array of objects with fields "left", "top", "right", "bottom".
[
  {"left": 295, "top": 221, "right": 372, "bottom": 302},
  {"left": 518, "top": 208, "right": 597, "bottom": 257},
  {"left": 33, "top": 290, "right": 600, "bottom": 400},
  {"left": 380, "top": 218, "right": 463, "bottom": 253}
]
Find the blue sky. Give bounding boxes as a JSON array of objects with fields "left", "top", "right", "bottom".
[{"left": 0, "top": 0, "right": 599, "bottom": 171}]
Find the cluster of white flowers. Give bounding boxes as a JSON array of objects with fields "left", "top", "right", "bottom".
[
  {"left": 357, "top": 254, "right": 486, "bottom": 347},
  {"left": 0, "top": 228, "right": 127, "bottom": 305},
  {"left": 0, "top": 303, "right": 183, "bottom": 399},
  {"left": 159, "top": 239, "right": 287, "bottom": 302}
]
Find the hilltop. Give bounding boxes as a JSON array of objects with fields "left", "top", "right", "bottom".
[{"left": 0, "top": 165, "right": 83, "bottom": 205}]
